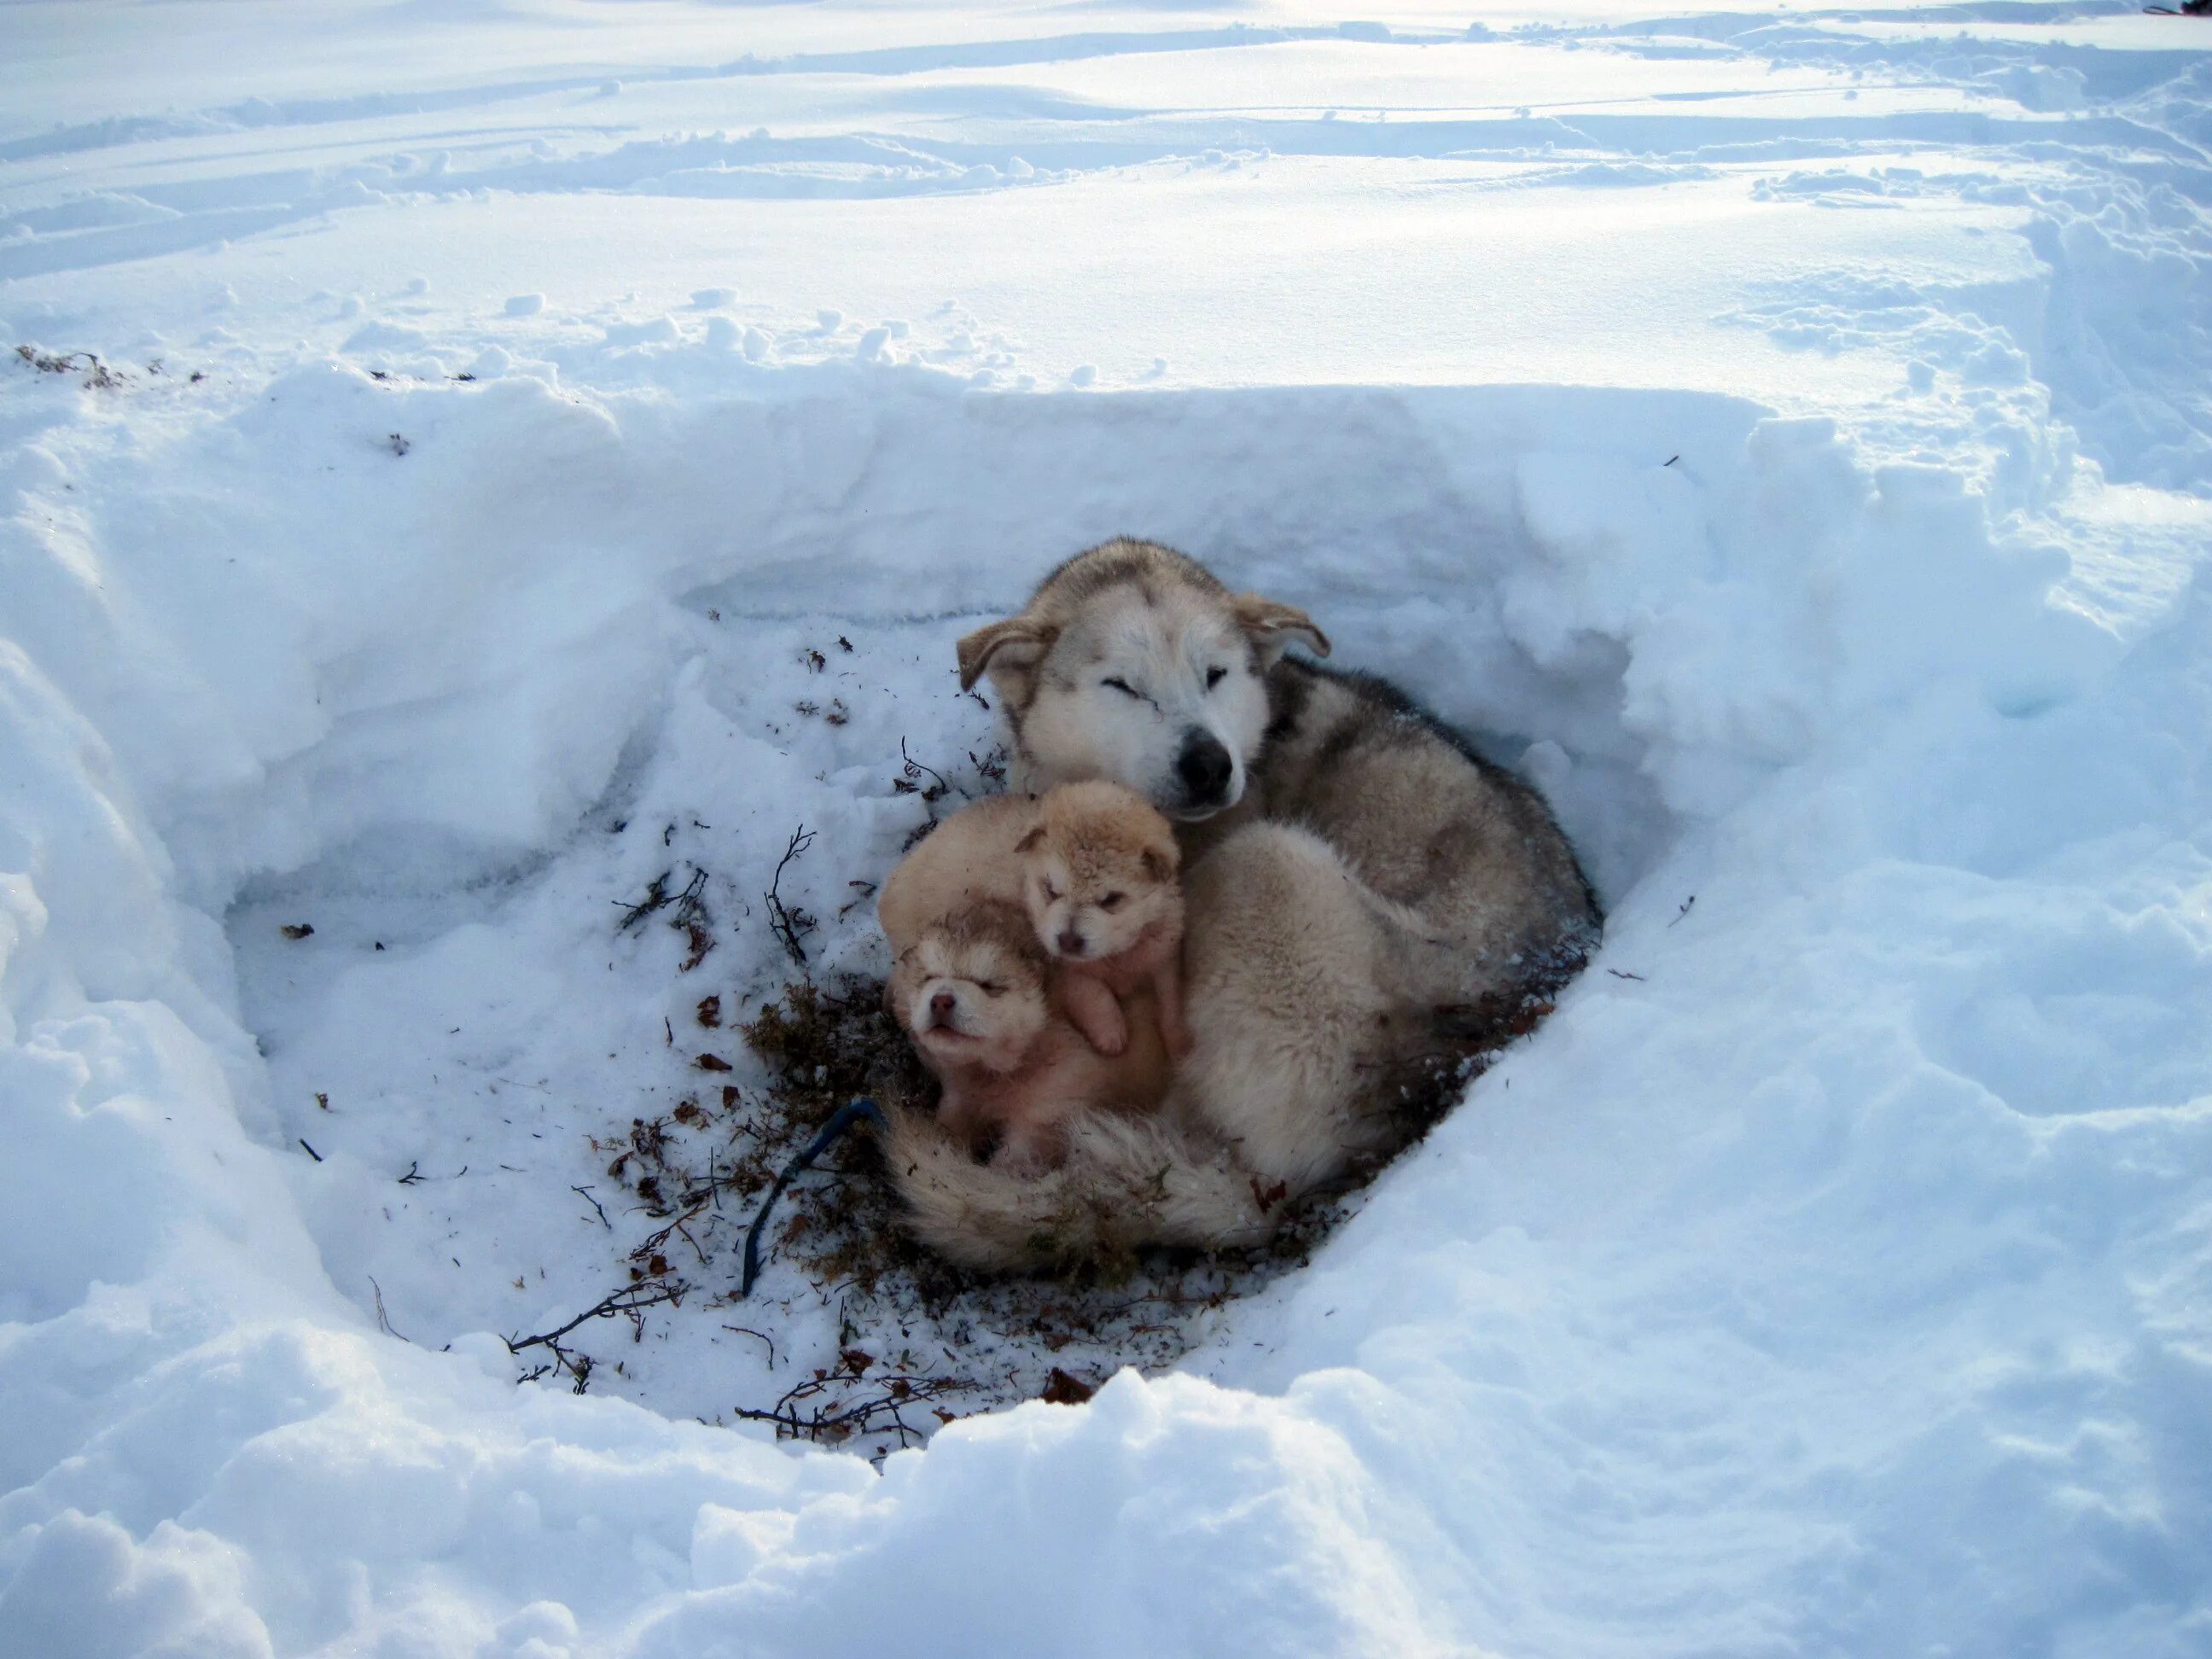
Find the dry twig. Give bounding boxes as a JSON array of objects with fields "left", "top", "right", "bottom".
[
  {"left": 765, "top": 827, "right": 818, "bottom": 966},
  {"left": 507, "top": 1283, "right": 684, "bottom": 1394}
]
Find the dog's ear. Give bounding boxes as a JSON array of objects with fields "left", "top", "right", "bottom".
[
  {"left": 957, "top": 617, "right": 1058, "bottom": 691},
  {"left": 1140, "top": 843, "right": 1177, "bottom": 884},
  {"left": 1231, "top": 593, "right": 1330, "bottom": 665},
  {"left": 1015, "top": 824, "right": 1045, "bottom": 855}
]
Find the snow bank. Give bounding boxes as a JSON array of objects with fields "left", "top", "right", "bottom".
[{"left": 4, "top": 337, "right": 2208, "bottom": 1652}]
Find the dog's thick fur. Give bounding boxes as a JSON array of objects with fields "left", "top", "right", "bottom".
[
  {"left": 1169, "top": 821, "right": 1474, "bottom": 1190},
  {"left": 889, "top": 538, "right": 1598, "bottom": 1271},
  {"left": 883, "top": 1102, "right": 1270, "bottom": 1272},
  {"left": 957, "top": 540, "right": 1326, "bottom": 824}
]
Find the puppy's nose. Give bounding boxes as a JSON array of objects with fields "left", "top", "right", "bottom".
[
  {"left": 1057, "top": 928, "right": 1086, "bottom": 958},
  {"left": 1176, "top": 731, "right": 1234, "bottom": 805},
  {"left": 928, "top": 991, "right": 956, "bottom": 1020}
]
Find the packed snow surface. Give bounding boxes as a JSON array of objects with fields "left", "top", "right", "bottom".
[{"left": 3, "top": 2, "right": 2210, "bottom": 1654}]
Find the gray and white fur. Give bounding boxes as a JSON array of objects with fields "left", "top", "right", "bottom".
[{"left": 892, "top": 538, "right": 1598, "bottom": 1269}]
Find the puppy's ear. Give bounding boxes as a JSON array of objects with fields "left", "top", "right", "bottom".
[
  {"left": 1231, "top": 593, "right": 1330, "bottom": 666},
  {"left": 1015, "top": 825, "right": 1045, "bottom": 855},
  {"left": 1140, "top": 843, "right": 1178, "bottom": 884},
  {"left": 957, "top": 617, "right": 1058, "bottom": 691}
]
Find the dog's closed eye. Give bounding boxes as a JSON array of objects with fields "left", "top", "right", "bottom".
[
  {"left": 1101, "top": 677, "right": 1142, "bottom": 698},
  {"left": 1099, "top": 892, "right": 1126, "bottom": 911}
]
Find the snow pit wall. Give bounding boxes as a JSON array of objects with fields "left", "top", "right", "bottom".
[
  {"left": 2, "top": 359, "right": 2087, "bottom": 920},
  {"left": 0, "top": 358, "right": 2122, "bottom": 1653}
]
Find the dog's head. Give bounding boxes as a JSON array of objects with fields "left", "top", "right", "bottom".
[
  {"left": 1017, "top": 780, "right": 1180, "bottom": 963},
  {"left": 957, "top": 539, "right": 1329, "bottom": 820},
  {"left": 892, "top": 901, "right": 1050, "bottom": 1074}
]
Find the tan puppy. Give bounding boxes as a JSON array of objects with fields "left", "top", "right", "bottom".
[
  {"left": 876, "top": 792, "right": 1039, "bottom": 951},
  {"left": 886, "top": 899, "right": 1171, "bottom": 1170},
  {"left": 1016, "top": 781, "right": 1188, "bottom": 1061},
  {"left": 886, "top": 899, "right": 1049, "bottom": 1080},
  {"left": 1166, "top": 822, "right": 1471, "bottom": 1190}
]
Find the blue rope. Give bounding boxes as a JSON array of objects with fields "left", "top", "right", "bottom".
[{"left": 740, "top": 1097, "right": 888, "bottom": 1297}]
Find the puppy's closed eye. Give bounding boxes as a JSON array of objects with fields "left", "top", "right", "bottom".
[{"left": 1099, "top": 892, "right": 1126, "bottom": 911}]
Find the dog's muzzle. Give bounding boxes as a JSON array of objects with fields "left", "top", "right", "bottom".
[{"left": 1173, "top": 729, "right": 1237, "bottom": 813}]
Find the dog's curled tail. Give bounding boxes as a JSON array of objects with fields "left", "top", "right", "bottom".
[{"left": 882, "top": 1105, "right": 1272, "bottom": 1273}]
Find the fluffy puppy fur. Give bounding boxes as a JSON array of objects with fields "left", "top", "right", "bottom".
[
  {"left": 1163, "top": 822, "right": 1472, "bottom": 1190},
  {"left": 886, "top": 899, "right": 1173, "bottom": 1170},
  {"left": 1016, "top": 781, "right": 1188, "bottom": 1059},
  {"left": 880, "top": 797, "right": 1176, "bottom": 1172},
  {"left": 882, "top": 821, "right": 1453, "bottom": 1265},
  {"left": 886, "top": 899, "right": 1051, "bottom": 1081},
  {"left": 876, "top": 792, "right": 1039, "bottom": 953}
]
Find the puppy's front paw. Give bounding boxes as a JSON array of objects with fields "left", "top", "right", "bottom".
[{"left": 1062, "top": 975, "right": 1129, "bottom": 1056}]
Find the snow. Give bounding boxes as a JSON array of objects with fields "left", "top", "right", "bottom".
[{"left": 3, "top": 1, "right": 2210, "bottom": 1653}]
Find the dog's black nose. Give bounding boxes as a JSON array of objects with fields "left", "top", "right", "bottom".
[{"left": 1175, "top": 731, "right": 1234, "bottom": 806}]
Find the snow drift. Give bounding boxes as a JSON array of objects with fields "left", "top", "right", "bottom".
[{"left": 5, "top": 345, "right": 2208, "bottom": 1654}]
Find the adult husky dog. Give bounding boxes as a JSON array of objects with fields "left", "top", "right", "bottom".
[{"left": 888, "top": 538, "right": 1598, "bottom": 1269}]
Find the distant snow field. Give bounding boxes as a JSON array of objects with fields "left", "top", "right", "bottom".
[{"left": 3, "top": 3, "right": 2209, "bottom": 1655}]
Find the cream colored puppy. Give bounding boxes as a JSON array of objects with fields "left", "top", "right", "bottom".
[
  {"left": 1016, "top": 781, "right": 1188, "bottom": 1060},
  {"left": 876, "top": 792, "right": 1039, "bottom": 952},
  {"left": 1164, "top": 822, "right": 1444, "bottom": 1190},
  {"left": 886, "top": 899, "right": 1050, "bottom": 1080},
  {"left": 886, "top": 899, "right": 1171, "bottom": 1170}
]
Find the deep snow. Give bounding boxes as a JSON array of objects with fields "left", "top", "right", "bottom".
[{"left": 3, "top": 3, "right": 2210, "bottom": 1655}]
